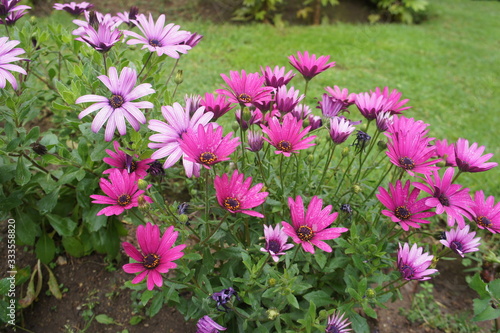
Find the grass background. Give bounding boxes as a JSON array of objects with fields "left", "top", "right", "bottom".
[{"left": 45, "top": 0, "right": 500, "bottom": 196}]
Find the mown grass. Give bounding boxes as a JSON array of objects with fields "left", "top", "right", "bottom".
[
  {"left": 41, "top": 0, "right": 500, "bottom": 195},
  {"left": 174, "top": 0, "right": 500, "bottom": 195}
]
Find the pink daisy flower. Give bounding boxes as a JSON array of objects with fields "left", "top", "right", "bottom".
[
  {"left": 440, "top": 225, "right": 481, "bottom": 258},
  {"left": 124, "top": 14, "right": 191, "bottom": 58},
  {"left": 454, "top": 138, "right": 498, "bottom": 173},
  {"left": 216, "top": 70, "right": 274, "bottom": 107},
  {"left": 76, "top": 66, "right": 155, "bottom": 141},
  {"left": 373, "top": 86, "right": 411, "bottom": 114},
  {"left": 326, "top": 311, "right": 352, "bottom": 333},
  {"left": 53, "top": 1, "right": 93, "bottom": 15},
  {"left": 470, "top": 190, "right": 500, "bottom": 233},
  {"left": 375, "top": 111, "right": 393, "bottom": 132},
  {"left": 115, "top": 6, "right": 139, "bottom": 27},
  {"left": 77, "top": 21, "right": 123, "bottom": 53},
  {"left": 281, "top": 196, "right": 348, "bottom": 254},
  {"left": 102, "top": 141, "right": 153, "bottom": 179},
  {"left": 214, "top": 169, "right": 268, "bottom": 218},
  {"left": 260, "top": 113, "right": 316, "bottom": 157},
  {"left": 0, "top": 3, "right": 30, "bottom": 26},
  {"left": 354, "top": 91, "right": 388, "bottom": 121},
  {"left": 260, "top": 224, "right": 294, "bottom": 262},
  {"left": 433, "top": 139, "right": 457, "bottom": 167},
  {"left": 179, "top": 123, "right": 240, "bottom": 169},
  {"left": 122, "top": 223, "right": 186, "bottom": 290},
  {"left": 385, "top": 116, "right": 440, "bottom": 176},
  {"left": 90, "top": 169, "right": 153, "bottom": 216},
  {"left": 0, "top": 37, "right": 27, "bottom": 90},
  {"left": 200, "top": 93, "right": 234, "bottom": 120},
  {"left": 274, "top": 85, "right": 304, "bottom": 114},
  {"left": 148, "top": 102, "right": 214, "bottom": 177},
  {"left": 329, "top": 116, "right": 355, "bottom": 144},
  {"left": 0, "top": 0, "right": 31, "bottom": 17},
  {"left": 325, "top": 85, "right": 356, "bottom": 107},
  {"left": 288, "top": 51, "right": 335, "bottom": 80},
  {"left": 397, "top": 242, "right": 437, "bottom": 281},
  {"left": 413, "top": 167, "right": 473, "bottom": 228},
  {"left": 261, "top": 65, "right": 295, "bottom": 88},
  {"left": 246, "top": 130, "right": 264, "bottom": 152},
  {"left": 196, "top": 315, "right": 226, "bottom": 333},
  {"left": 376, "top": 180, "right": 435, "bottom": 231},
  {"left": 318, "top": 93, "right": 344, "bottom": 118}
]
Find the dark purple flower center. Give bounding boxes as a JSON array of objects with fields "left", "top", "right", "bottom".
[
  {"left": 143, "top": 253, "right": 160, "bottom": 269},
  {"left": 399, "top": 156, "right": 415, "bottom": 170},
  {"left": 110, "top": 94, "right": 125, "bottom": 108},
  {"left": 117, "top": 194, "right": 131, "bottom": 207},
  {"left": 199, "top": 151, "right": 217, "bottom": 165},
  {"left": 237, "top": 93, "right": 252, "bottom": 103},
  {"left": 149, "top": 38, "right": 162, "bottom": 47},
  {"left": 399, "top": 264, "right": 415, "bottom": 279},
  {"left": 268, "top": 239, "right": 281, "bottom": 253},
  {"left": 438, "top": 193, "right": 450, "bottom": 206},
  {"left": 277, "top": 140, "right": 292, "bottom": 152},
  {"left": 475, "top": 216, "right": 491, "bottom": 228},
  {"left": 326, "top": 324, "right": 341, "bottom": 333},
  {"left": 395, "top": 206, "right": 411, "bottom": 220},
  {"left": 450, "top": 241, "right": 463, "bottom": 253},
  {"left": 297, "top": 225, "right": 314, "bottom": 242},
  {"left": 224, "top": 197, "right": 240, "bottom": 211}
]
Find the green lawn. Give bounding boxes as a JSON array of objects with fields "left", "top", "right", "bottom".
[{"left": 174, "top": 0, "right": 500, "bottom": 195}]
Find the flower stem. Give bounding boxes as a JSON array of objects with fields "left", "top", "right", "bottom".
[
  {"left": 138, "top": 52, "right": 153, "bottom": 78},
  {"left": 165, "top": 57, "right": 180, "bottom": 86},
  {"left": 102, "top": 52, "right": 108, "bottom": 73},
  {"left": 200, "top": 212, "right": 230, "bottom": 245},
  {"left": 314, "top": 141, "right": 336, "bottom": 196}
]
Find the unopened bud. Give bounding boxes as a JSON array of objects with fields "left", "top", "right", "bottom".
[
  {"left": 231, "top": 121, "right": 240, "bottom": 132},
  {"left": 174, "top": 70, "right": 183, "bottom": 85},
  {"left": 352, "top": 184, "right": 362, "bottom": 193},
  {"left": 137, "top": 179, "right": 148, "bottom": 191},
  {"left": 267, "top": 308, "right": 280, "bottom": 320},
  {"left": 341, "top": 147, "right": 350, "bottom": 157},
  {"left": 377, "top": 140, "right": 387, "bottom": 150},
  {"left": 436, "top": 160, "right": 447, "bottom": 168},
  {"left": 366, "top": 288, "right": 376, "bottom": 299},
  {"left": 242, "top": 107, "right": 252, "bottom": 122},
  {"left": 268, "top": 278, "right": 277, "bottom": 287},
  {"left": 178, "top": 214, "right": 189, "bottom": 224},
  {"left": 307, "top": 154, "right": 314, "bottom": 162}
]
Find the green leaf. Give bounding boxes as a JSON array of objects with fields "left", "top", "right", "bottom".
[
  {"left": 35, "top": 233, "right": 56, "bottom": 264},
  {"left": 62, "top": 236, "right": 85, "bottom": 257},
  {"left": 148, "top": 292, "right": 164, "bottom": 317},
  {"left": 286, "top": 293, "right": 299, "bottom": 309},
  {"left": 46, "top": 214, "right": 77, "bottom": 237},
  {"left": 37, "top": 188, "right": 60, "bottom": 215},
  {"left": 83, "top": 205, "right": 107, "bottom": 232},
  {"left": 17, "top": 212, "right": 41, "bottom": 246},
  {"left": 304, "top": 290, "right": 332, "bottom": 307},
  {"left": 15, "top": 156, "right": 31, "bottom": 186},
  {"left": 0, "top": 278, "right": 10, "bottom": 295},
  {"left": 183, "top": 253, "right": 202, "bottom": 261},
  {"left": 487, "top": 279, "right": 500, "bottom": 299},
  {"left": 141, "top": 289, "right": 155, "bottom": 306},
  {"left": 95, "top": 314, "right": 115, "bottom": 325},
  {"left": 350, "top": 312, "right": 369, "bottom": 333},
  {"left": 468, "top": 273, "right": 489, "bottom": 299},
  {"left": 473, "top": 298, "right": 500, "bottom": 321},
  {"left": 24, "top": 126, "right": 40, "bottom": 144},
  {"left": 129, "top": 316, "right": 143, "bottom": 325}
]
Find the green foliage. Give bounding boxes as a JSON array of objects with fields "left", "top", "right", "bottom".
[
  {"left": 370, "top": 0, "right": 429, "bottom": 23},
  {"left": 468, "top": 273, "right": 500, "bottom": 322}
]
